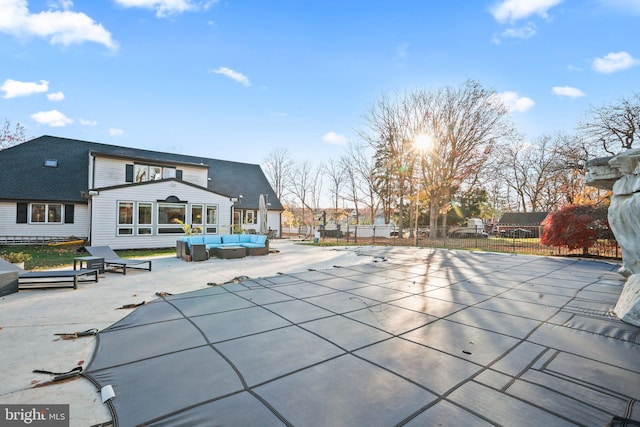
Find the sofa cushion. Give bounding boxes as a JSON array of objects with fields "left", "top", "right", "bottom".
[
  {"left": 252, "top": 235, "right": 267, "bottom": 245},
  {"left": 239, "top": 234, "right": 253, "bottom": 243},
  {"left": 203, "top": 235, "right": 222, "bottom": 245},
  {"left": 186, "top": 235, "right": 204, "bottom": 248},
  {"left": 222, "top": 234, "right": 240, "bottom": 244},
  {"left": 241, "top": 243, "right": 263, "bottom": 248}
]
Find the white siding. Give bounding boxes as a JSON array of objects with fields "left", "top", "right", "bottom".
[
  {"left": 267, "top": 211, "right": 281, "bottom": 236},
  {"left": 90, "top": 180, "right": 233, "bottom": 249},
  {"left": 92, "top": 157, "right": 124, "bottom": 188},
  {"left": 0, "top": 202, "right": 89, "bottom": 239},
  {"left": 92, "top": 156, "right": 209, "bottom": 189}
]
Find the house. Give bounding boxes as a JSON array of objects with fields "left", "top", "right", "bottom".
[
  {"left": 0, "top": 135, "right": 283, "bottom": 249},
  {"left": 495, "top": 212, "right": 549, "bottom": 237}
]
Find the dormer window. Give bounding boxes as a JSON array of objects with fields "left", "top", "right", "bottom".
[
  {"left": 125, "top": 163, "right": 180, "bottom": 183},
  {"left": 44, "top": 159, "right": 58, "bottom": 168}
]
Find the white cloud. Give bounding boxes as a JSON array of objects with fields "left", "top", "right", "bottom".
[
  {"left": 109, "top": 128, "right": 124, "bottom": 136},
  {"left": 79, "top": 118, "right": 97, "bottom": 126},
  {"left": 47, "top": 91, "right": 64, "bottom": 101},
  {"left": 0, "top": 78, "right": 49, "bottom": 98},
  {"left": 209, "top": 67, "right": 251, "bottom": 87},
  {"left": 114, "top": 0, "right": 214, "bottom": 18},
  {"left": 322, "top": 131, "right": 348, "bottom": 145},
  {"left": 495, "top": 91, "right": 535, "bottom": 112},
  {"left": 592, "top": 51, "right": 640, "bottom": 73},
  {"left": 599, "top": 0, "right": 640, "bottom": 13},
  {"left": 498, "top": 23, "right": 537, "bottom": 39},
  {"left": 47, "top": 0, "right": 73, "bottom": 9},
  {"left": 30, "top": 109, "right": 73, "bottom": 127},
  {"left": 491, "top": 0, "right": 564, "bottom": 23},
  {"left": 552, "top": 86, "right": 585, "bottom": 98},
  {"left": 0, "top": 0, "right": 117, "bottom": 50},
  {"left": 396, "top": 42, "right": 409, "bottom": 59}
]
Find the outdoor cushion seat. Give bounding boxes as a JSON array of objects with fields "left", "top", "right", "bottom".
[
  {"left": 84, "top": 246, "right": 152, "bottom": 275},
  {"left": 241, "top": 243, "right": 264, "bottom": 248},
  {"left": 222, "top": 234, "right": 241, "bottom": 244},
  {"left": 239, "top": 235, "right": 253, "bottom": 243},
  {"left": 178, "top": 233, "right": 269, "bottom": 260},
  {"left": 0, "top": 258, "right": 98, "bottom": 290}
]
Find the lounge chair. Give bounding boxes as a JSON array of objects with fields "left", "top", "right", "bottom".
[
  {"left": 84, "top": 246, "right": 152, "bottom": 275},
  {"left": 0, "top": 258, "right": 98, "bottom": 290}
]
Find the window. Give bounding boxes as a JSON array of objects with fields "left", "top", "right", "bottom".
[
  {"left": 48, "top": 205, "right": 62, "bottom": 223},
  {"left": 30, "top": 203, "right": 62, "bottom": 223},
  {"left": 31, "top": 204, "right": 45, "bottom": 223},
  {"left": 191, "top": 205, "right": 203, "bottom": 234},
  {"left": 150, "top": 166, "right": 162, "bottom": 180},
  {"left": 137, "top": 203, "right": 152, "bottom": 235},
  {"left": 206, "top": 205, "right": 218, "bottom": 234},
  {"left": 127, "top": 164, "right": 179, "bottom": 183},
  {"left": 158, "top": 203, "right": 186, "bottom": 234},
  {"left": 118, "top": 202, "right": 134, "bottom": 235},
  {"left": 243, "top": 210, "right": 257, "bottom": 225},
  {"left": 134, "top": 165, "right": 148, "bottom": 183},
  {"left": 44, "top": 159, "right": 58, "bottom": 167}
]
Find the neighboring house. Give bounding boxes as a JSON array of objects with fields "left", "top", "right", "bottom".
[
  {"left": 0, "top": 135, "right": 283, "bottom": 249},
  {"left": 495, "top": 212, "right": 549, "bottom": 237}
]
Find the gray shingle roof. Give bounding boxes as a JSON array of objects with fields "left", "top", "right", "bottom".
[
  {"left": 0, "top": 135, "right": 283, "bottom": 210},
  {"left": 498, "top": 212, "right": 549, "bottom": 225}
]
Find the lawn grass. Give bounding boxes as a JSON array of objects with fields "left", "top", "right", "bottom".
[{"left": 0, "top": 245, "right": 175, "bottom": 270}]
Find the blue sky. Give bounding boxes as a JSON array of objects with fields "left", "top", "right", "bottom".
[{"left": 1, "top": 0, "right": 639, "bottom": 165}]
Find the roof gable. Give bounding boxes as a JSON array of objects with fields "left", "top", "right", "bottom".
[{"left": 0, "top": 135, "right": 283, "bottom": 210}]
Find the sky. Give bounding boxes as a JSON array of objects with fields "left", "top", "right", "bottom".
[{"left": 1, "top": 0, "right": 640, "bottom": 166}]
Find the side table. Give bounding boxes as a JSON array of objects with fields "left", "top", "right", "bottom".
[{"left": 74, "top": 256, "right": 105, "bottom": 274}]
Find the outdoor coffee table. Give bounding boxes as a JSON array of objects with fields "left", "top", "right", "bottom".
[{"left": 215, "top": 246, "right": 246, "bottom": 259}]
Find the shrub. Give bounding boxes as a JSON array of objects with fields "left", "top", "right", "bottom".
[
  {"left": 1, "top": 251, "right": 33, "bottom": 263},
  {"left": 541, "top": 205, "right": 612, "bottom": 255}
]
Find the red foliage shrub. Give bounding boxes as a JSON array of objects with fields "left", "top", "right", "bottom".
[{"left": 541, "top": 205, "right": 611, "bottom": 255}]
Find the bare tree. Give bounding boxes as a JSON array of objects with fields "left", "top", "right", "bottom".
[
  {"left": 309, "top": 164, "right": 324, "bottom": 212},
  {"left": 1, "top": 118, "right": 26, "bottom": 150},
  {"left": 581, "top": 93, "right": 640, "bottom": 155},
  {"left": 290, "top": 159, "right": 325, "bottom": 225},
  {"left": 342, "top": 141, "right": 380, "bottom": 224},
  {"left": 417, "top": 80, "right": 511, "bottom": 237},
  {"left": 494, "top": 133, "right": 597, "bottom": 213},
  {"left": 290, "top": 160, "right": 313, "bottom": 227},
  {"left": 362, "top": 92, "right": 422, "bottom": 235},
  {"left": 262, "top": 148, "right": 294, "bottom": 201},
  {"left": 323, "top": 157, "right": 346, "bottom": 221}
]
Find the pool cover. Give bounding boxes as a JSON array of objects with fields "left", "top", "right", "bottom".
[{"left": 85, "top": 248, "right": 640, "bottom": 426}]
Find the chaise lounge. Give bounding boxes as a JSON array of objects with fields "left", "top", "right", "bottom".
[
  {"left": 0, "top": 257, "right": 99, "bottom": 291},
  {"left": 84, "top": 246, "right": 152, "bottom": 274}
]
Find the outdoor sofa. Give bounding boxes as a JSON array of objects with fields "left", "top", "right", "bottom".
[
  {"left": 177, "top": 234, "right": 269, "bottom": 261},
  {"left": 0, "top": 257, "right": 98, "bottom": 291}
]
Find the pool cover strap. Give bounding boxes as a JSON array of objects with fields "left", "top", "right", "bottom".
[{"left": 33, "top": 365, "right": 83, "bottom": 382}]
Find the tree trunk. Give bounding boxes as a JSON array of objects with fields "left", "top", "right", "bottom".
[{"left": 429, "top": 197, "right": 439, "bottom": 239}]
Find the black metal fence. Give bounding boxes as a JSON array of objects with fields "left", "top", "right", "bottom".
[{"left": 290, "top": 224, "right": 621, "bottom": 260}]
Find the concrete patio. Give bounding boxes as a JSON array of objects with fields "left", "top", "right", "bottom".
[{"left": 0, "top": 240, "right": 638, "bottom": 426}]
